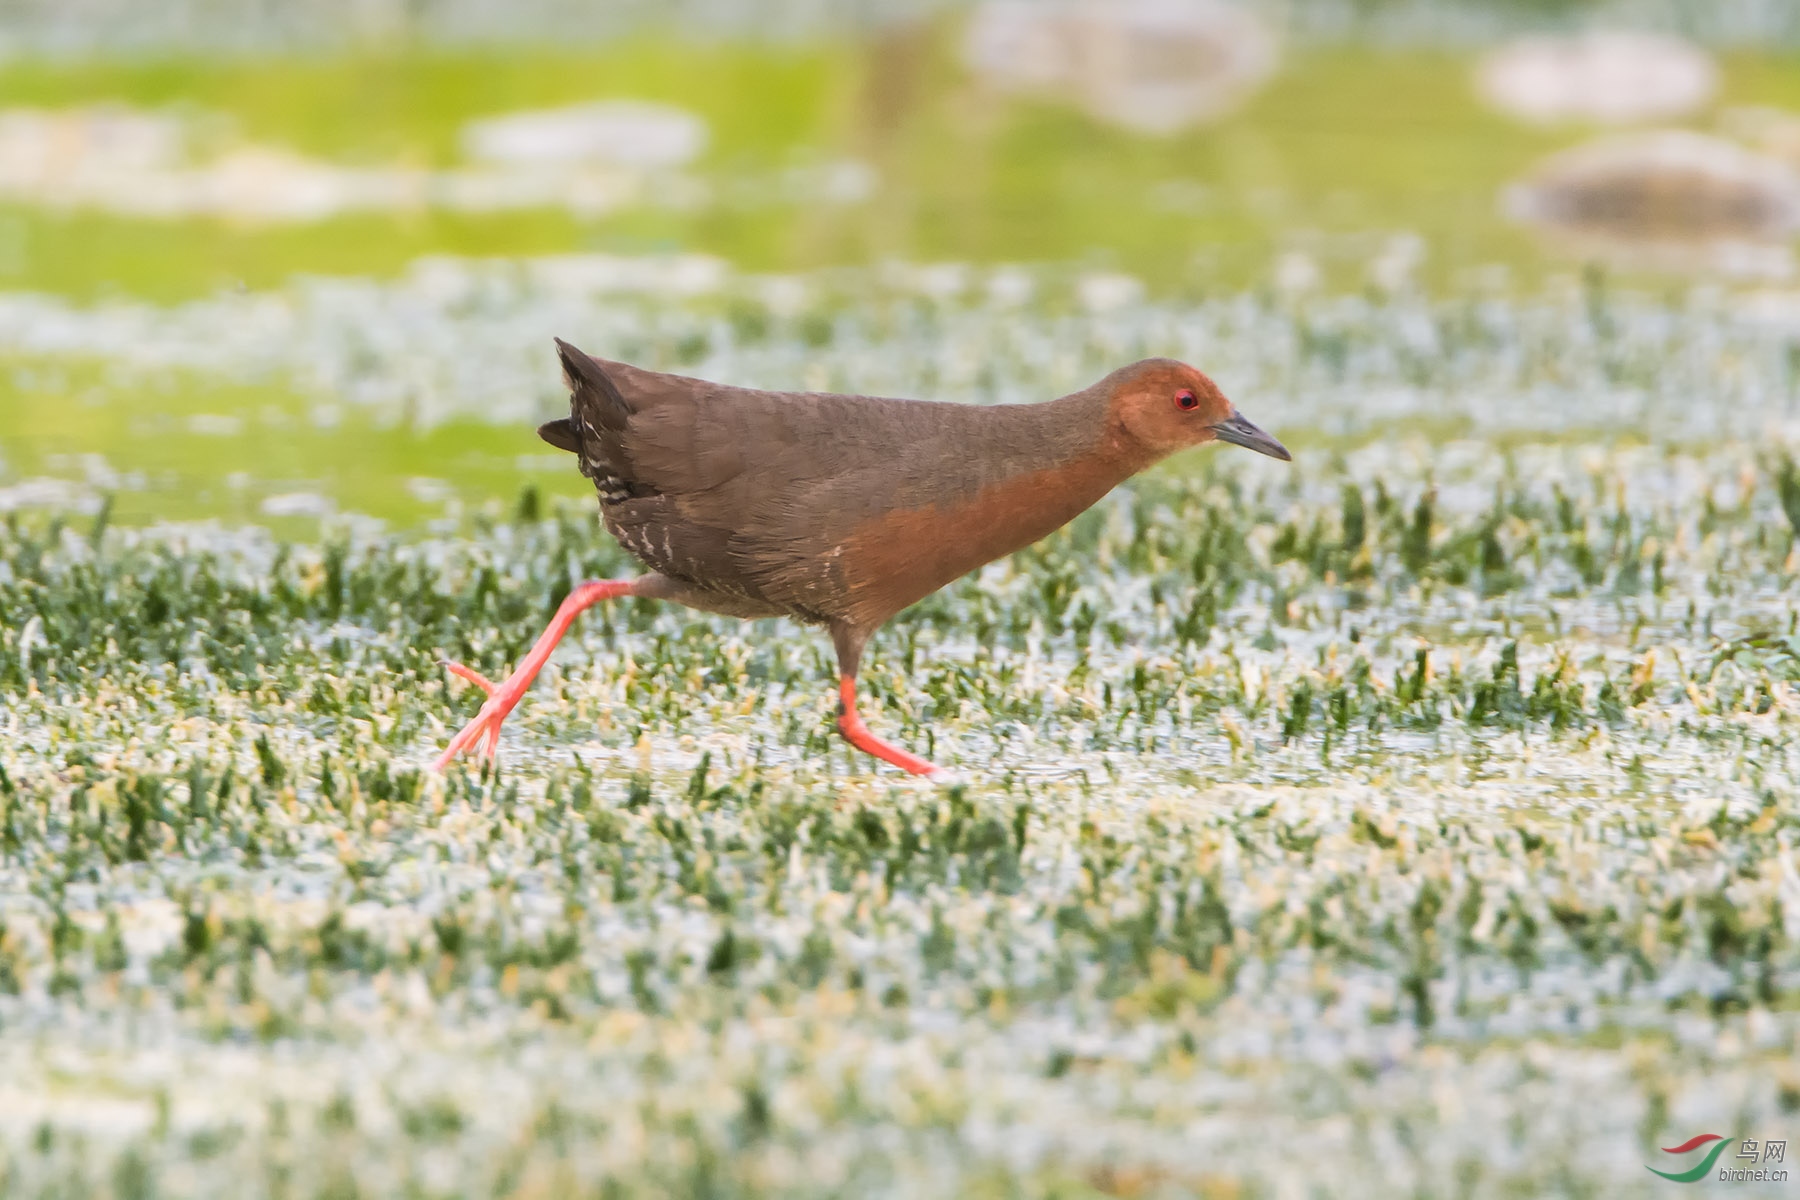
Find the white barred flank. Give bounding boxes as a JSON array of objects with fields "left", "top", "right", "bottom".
[{"left": 596, "top": 474, "right": 633, "bottom": 504}]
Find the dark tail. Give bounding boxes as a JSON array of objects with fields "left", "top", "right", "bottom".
[
  {"left": 539, "top": 338, "right": 632, "bottom": 453},
  {"left": 537, "top": 418, "right": 580, "bottom": 453}
]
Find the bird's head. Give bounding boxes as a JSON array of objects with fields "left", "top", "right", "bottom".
[{"left": 1102, "top": 358, "right": 1290, "bottom": 463}]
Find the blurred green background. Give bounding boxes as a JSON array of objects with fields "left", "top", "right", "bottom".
[
  {"left": 0, "top": 1, "right": 1796, "bottom": 529},
  {"left": 4, "top": 36, "right": 1797, "bottom": 298}
]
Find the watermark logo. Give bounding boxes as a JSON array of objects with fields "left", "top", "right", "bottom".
[{"left": 1649, "top": 1134, "right": 1787, "bottom": 1183}]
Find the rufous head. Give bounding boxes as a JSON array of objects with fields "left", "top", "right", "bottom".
[{"left": 1101, "top": 358, "right": 1291, "bottom": 463}]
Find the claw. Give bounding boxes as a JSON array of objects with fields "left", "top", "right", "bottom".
[
  {"left": 432, "top": 699, "right": 501, "bottom": 771},
  {"left": 435, "top": 661, "right": 506, "bottom": 770},
  {"left": 441, "top": 659, "right": 498, "bottom": 694}
]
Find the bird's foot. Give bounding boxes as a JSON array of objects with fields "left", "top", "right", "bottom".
[
  {"left": 429, "top": 579, "right": 644, "bottom": 772},
  {"left": 433, "top": 658, "right": 529, "bottom": 771},
  {"left": 835, "top": 675, "right": 952, "bottom": 781}
]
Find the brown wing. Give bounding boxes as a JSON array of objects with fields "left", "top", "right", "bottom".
[
  {"left": 540, "top": 341, "right": 756, "bottom": 608},
  {"left": 542, "top": 340, "right": 1105, "bottom": 626},
  {"left": 547, "top": 343, "right": 904, "bottom": 618}
]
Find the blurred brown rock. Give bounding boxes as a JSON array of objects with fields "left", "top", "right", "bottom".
[{"left": 1504, "top": 130, "right": 1800, "bottom": 277}]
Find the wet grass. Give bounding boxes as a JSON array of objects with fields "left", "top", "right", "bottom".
[
  {"left": 2, "top": 435, "right": 1798, "bottom": 1195},
  {"left": 1, "top": 29, "right": 1799, "bottom": 1195}
]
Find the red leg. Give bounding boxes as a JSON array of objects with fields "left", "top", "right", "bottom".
[
  {"left": 836, "top": 675, "right": 948, "bottom": 781},
  {"left": 433, "top": 579, "right": 640, "bottom": 771}
]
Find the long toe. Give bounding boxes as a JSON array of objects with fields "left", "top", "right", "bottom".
[
  {"left": 432, "top": 706, "right": 496, "bottom": 771},
  {"left": 479, "top": 711, "right": 504, "bottom": 761},
  {"left": 434, "top": 669, "right": 543, "bottom": 770},
  {"left": 434, "top": 660, "right": 519, "bottom": 770},
  {"left": 442, "top": 660, "right": 498, "bottom": 694}
]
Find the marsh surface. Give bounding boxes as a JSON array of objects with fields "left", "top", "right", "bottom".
[{"left": 2, "top": 23, "right": 1799, "bottom": 1200}]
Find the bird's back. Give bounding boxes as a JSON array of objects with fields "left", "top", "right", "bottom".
[{"left": 543, "top": 344, "right": 1120, "bottom": 629}]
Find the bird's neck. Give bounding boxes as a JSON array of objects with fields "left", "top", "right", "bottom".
[
  {"left": 834, "top": 387, "right": 1154, "bottom": 628},
  {"left": 921, "top": 389, "right": 1150, "bottom": 567},
  {"left": 977, "top": 386, "right": 1153, "bottom": 522}
]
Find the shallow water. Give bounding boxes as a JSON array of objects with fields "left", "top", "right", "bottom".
[{"left": 0, "top": 39, "right": 1796, "bottom": 526}]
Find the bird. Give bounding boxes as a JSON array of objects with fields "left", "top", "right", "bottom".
[{"left": 433, "top": 340, "right": 1291, "bottom": 781}]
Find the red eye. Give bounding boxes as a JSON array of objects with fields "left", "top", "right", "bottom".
[{"left": 1175, "top": 389, "right": 1199, "bottom": 411}]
